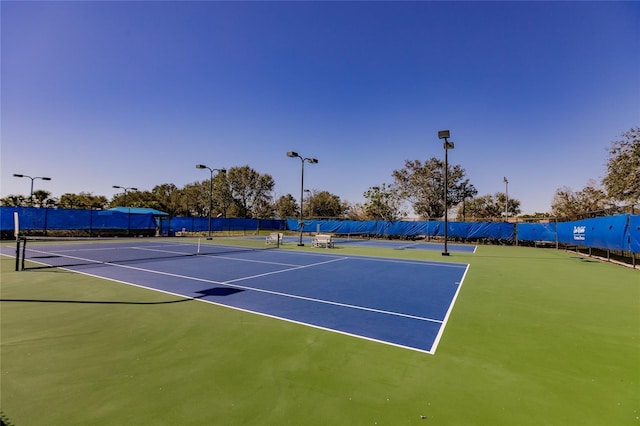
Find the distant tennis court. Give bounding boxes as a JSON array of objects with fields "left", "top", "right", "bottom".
[
  {"left": 6, "top": 237, "right": 469, "bottom": 353},
  {"left": 289, "top": 235, "right": 478, "bottom": 253}
]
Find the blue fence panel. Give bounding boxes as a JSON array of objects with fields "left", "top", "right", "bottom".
[
  {"left": 164, "top": 217, "right": 285, "bottom": 234},
  {"left": 46, "top": 208, "right": 92, "bottom": 230},
  {"left": 517, "top": 222, "right": 557, "bottom": 242},
  {"left": 0, "top": 207, "right": 20, "bottom": 231},
  {"left": 385, "top": 221, "right": 429, "bottom": 236},
  {"left": 629, "top": 215, "right": 640, "bottom": 253},
  {"left": 1, "top": 207, "right": 45, "bottom": 231},
  {"left": 557, "top": 215, "right": 629, "bottom": 251},
  {"left": 3, "top": 207, "right": 636, "bottom": 254}
]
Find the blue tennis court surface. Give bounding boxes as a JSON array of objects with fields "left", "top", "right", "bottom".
[{"left": 5, "top": 240, "right": 469, "bottom": 354}]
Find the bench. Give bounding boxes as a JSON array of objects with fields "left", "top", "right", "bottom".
[
  {"left": 265, "top": 232, "right": 283, "bottom": 245},
  {"left": 312, "top": 234, "right": 334, "bottom": 248}
]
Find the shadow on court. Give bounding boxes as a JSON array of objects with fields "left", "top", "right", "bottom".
[{"left": 0, "top": 286, "right": 244, "bottom": 305}]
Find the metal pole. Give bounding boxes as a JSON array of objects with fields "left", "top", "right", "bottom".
[
  {"left": 29, "top": 178, "right": 34, "bottom": 205},
  {"left": 443, "top": 143, "right": 449, "bottom": 256},
  {"left": 15, "top": 238, "right": 21, "bottom": 271},
  {"left": 208, "top": 169, "right": 213, "bottom": 238},
  {"left": 504, "top": 177, "right": 509, "bottom": 220},
  {"left": 299, "top": 158, "right": 305, "bottom": 246}
]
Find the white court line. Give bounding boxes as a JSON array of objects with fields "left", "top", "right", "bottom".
[
  {"left": 108, "top": 259, "right": 444, "bottom": 324},
  {"left": 429, "top": 263, "right": 470, "bottom": 353},
  {"left": 30, "top": 249, "right": 446, "bottom": 324},
  {"left": 19, "top": 245, "right": 467, "bottom": 353}
]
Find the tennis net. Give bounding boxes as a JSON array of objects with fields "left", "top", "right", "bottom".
[
  {"left": 16, "top": 235, "right": 278, "bottom": 271},
  {"left": 331, "top": 232, "right": 371, "bottom": 244}
]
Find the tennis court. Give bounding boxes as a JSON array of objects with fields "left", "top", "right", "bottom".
[
  {"left": 287, "top": 234, "right": 478, "bottom": 253},
  {"left": 6, "top": 238, "right": 469, "bottom": 354}
]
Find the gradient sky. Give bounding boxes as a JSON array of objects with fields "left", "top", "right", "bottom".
[{"left": 2, "top": 1, "right": 639, "bottom": 215}]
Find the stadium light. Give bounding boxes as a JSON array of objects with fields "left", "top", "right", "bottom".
[
  {"left": 287, "top": 151, "right": 318, "bottom": 246},
  {"left": 112, "top": 185, "right": 138, "bottom": 207},
  {"left": 13, "top": 174, "right": 52, "bottom": 206},
  {"left": 112, "top": 185, "right": 139, "bottom": 237},
  {"left": 504, "top": 176, "right": 509, "bottom": 220},
  {"left": 196, "top": 165, "right": 226, "bottom": 238},
  {"left": 438, "top": 130, "right": 454, "bottom": 256}
]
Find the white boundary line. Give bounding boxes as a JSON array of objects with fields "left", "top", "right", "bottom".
[
  {"left": 105, "top": 259, "right": 445, "bottom": 324},
  {"left": 429, "top": 263, "right": 471, "bottom": 353},
  {"left": 12, "top": 244, "right": 469, "bottom": 354}
]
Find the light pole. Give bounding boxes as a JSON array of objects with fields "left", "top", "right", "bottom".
[
  {"left": 112, "top": 185, "right": 138, "bottom": 207},
  {"left": 287, "top": 151, "right": 318, "bottom": 246},
  {"left": 196, "top": 164, "right": 226, "bottom": 238},
  {"left": 438, "top": 130, "right": 454, "bottom": 256},
  {"left": 504, "top": 176, "right": 509, "bottom": 221},
  {"left": 113, "top": 185, "right": 138, "bottom": 237},
  {"left": 13, "top": 174, "right": 51, "bottom": 206}
]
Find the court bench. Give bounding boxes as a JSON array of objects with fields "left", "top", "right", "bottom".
[{"left": 312, "top": 234, "right": 334, "bottom": 248}]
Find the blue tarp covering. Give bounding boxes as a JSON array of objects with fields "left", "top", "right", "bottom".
[
  {"left": 1, "top": 207, "right": 157, "bottom": 232},
  {"left": 164, "top": 217, "right": 284, "bottom": 234},
  {"left": 287, "top": 219, "right": 515, "bottom": 240},
  {"left": 557, "top": 215, "right": 630, "bottom": 251},
  {"left": 517, "top": 222, "right": 557, "bottom": 242},
  {"left": 2, "top": 207, "right": 638, "bottom": 254},
  {"left": 109, "top": 207, "right": 169, "bottom": 216},
  {"left": 630, "top": 215, "right": 640, "bottom": 253}
]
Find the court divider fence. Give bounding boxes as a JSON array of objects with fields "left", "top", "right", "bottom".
[{"left": 2, "top": 207, "right": 638, "bottom": 265}]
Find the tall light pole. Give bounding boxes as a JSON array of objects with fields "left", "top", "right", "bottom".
[
  {"left": 112, "top": 185, "right": 138, "bottom": 207},
  {"left": 13, "top": 174, "right": 52, "bottom": 206},
  {"left": 504, "top": 176, "right": 509, "bottom": 221},
  {"left": 438, "top": 130, "right": 454, "bottom": 256},
  {"left": 196, "top": 164, "right": 226, "bottom": 239},
  {"left": 287, "top": 151, "right": 318, "bottom": 246},
  {"left": 113, "top": 185, "right": 138, "bottom": 237}
]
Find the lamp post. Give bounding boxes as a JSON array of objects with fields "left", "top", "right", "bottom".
[
  {"left": 287, "top": 151, "right": 318, "bottom": 246},
  {"left": 13, "top": 174, "right": 52, "bottom": 206},
  {"left": 112, "top": 185, "right": 138, "bottom": 207},
  {"left": 438, "top": 130, "right": 454, "bottom": 256},
  {"left": 196, "top": 165, "right": 226, "bottom": 238},
  {"left": 112, "top": 185, "right": 138, "bottom": 237},
  {"left": 504, "top": 176, "right": 509, "bottom": 221}
]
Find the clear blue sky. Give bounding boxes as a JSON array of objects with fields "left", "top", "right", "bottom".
[{"left": 2, "top": 1, "right": 639, "bottom": 215}]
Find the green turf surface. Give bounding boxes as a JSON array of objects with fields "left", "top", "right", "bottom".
[{"left": 1, "top": 244, "right": 638, "bottom": 425}]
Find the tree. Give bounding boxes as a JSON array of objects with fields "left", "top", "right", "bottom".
[
  {"left": 342, "top": 202, "right": 367, "bottom": 220},
  {"left": 59, "top": 192, "right": 108, "bottom": 209},
  {"left": 392, "top": 158, "right": 474, "bottom": 219},
  {"left": 602, "top": 127, "right": 640, "bottom": 204},
  {"left": 551, "top": 181, "right": 609, "bottom": 218},
  {"left": 32, "top": 190, "right": 55, "bottom": 208},
  {"left": 456, "top": 180, "right": 479, "bottom": 220},
  {"left": 305, "top": 191, "right": 345, "bottom": 218},
  {"left": 363, "top": 183, "right": 407, "bottom": 221},
  {"left": 226, "top": 165, "right": 275, "bottom": 218},
  {"left": 0, "top": 195, "right": 27, "bottom": 207},
  {"left": 274, "top": 194, "right": 298, "bottom": 219},
  {"left": 151, "top": 184, "right": 187, "bottom": 217},
  {"left": 460, "top": 193, "right": 521, "bottom": 220}
]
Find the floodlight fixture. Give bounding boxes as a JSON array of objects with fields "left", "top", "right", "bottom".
[
  {"left": 438, "top": 130, "right": 450, "bottom": 139},
  {"left": 195, "top": 164, "right": 226, "bottom": 238},
  {"left": 438, "top": 130, "right": 455, "bottom": 256},
  {"left": 112, "top": 185, "right": 138, "bottom": 210},
  {"left": 14, "top": 173, "right": 52, "bottom": 205},
  {"left": 287, "top": 150, "right": 319, "bottom": 246}
]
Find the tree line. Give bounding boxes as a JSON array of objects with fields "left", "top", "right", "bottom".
[{"left": 3, "top": 128, "right": 638, "bottom": 221}]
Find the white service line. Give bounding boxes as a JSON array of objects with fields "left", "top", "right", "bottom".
[{"left": 100, "top": 257, "right": 444, "bottom": 324}]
